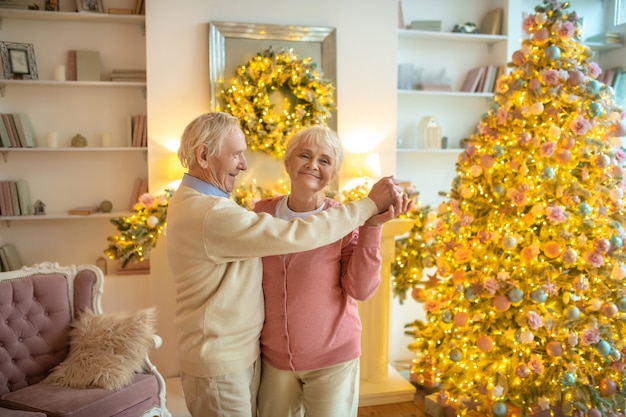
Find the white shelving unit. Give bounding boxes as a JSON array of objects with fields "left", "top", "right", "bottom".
[
  {"left": 0, "top": 9, "right": 147, "bottom": 268},
  {"left": 397, "top": 0, "right": 519, "bottom": 206}
]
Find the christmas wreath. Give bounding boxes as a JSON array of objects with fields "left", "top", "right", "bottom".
[{"left": 219, "top": 47, "right": 336, "bottom": 159}]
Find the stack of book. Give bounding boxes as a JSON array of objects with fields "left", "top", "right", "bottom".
[
  {"left": 0, "top": 243, "right": 23, "bottom": 271},
  {"left": 0, "top": 0, "right": 30, "bottom": 9},
  {"left": 128, "top": 114, "right": 147, "bottom": 147},
  {"left": 460, "top": 65, "right": 506, "bottom": 93},
  {"left": 67, "top": 50, "right": 101, "bottom": 82},
  {"left": 110, "top": 69, "right": 146, "bottom": 82},
  {"left": 409, "top": 20, "right": 442, "bottom": 31},
  {"left": 0, "top": 179, "right": 32, "bottom": 217},
  {"left": 586, "top": 32, "right": 623, "bottom": 45},
  {"left": 0, "top": 113, "right": 36, "bottom": 148}
]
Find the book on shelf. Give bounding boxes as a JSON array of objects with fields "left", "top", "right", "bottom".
[
  {"left": 0, "top": 243, "right": 24, "bottom": 271},
  {"left": 480, "top": 8, "right": 503, "bottom": 35},
  {"left": 8, "top": 181, "right": 20, "bottom": 216},
  {"left": 68, "top": 50, "right": 101, "bottom": 82},
  {"left": 110, "top": 69, "right": 146, "bottom": 82},
  {"left": 2, "top": 114, "right": 20, "bottom": 147},
  {"left": 12, "top": 113, "right": 36, "bottom": 148},
  {"left": 0, "top": 1, "right": 30, "bottom": 10},
  {"left": 68, "top": 206, "right": 99, "bottom": 215},
  {"left": 131, "top": 114, "right": 147, "bottom": 147},
  {"left": 0, "top": 181, "right": 6, "bottom": 216},
  {"left": 460, "top": 66, "right": 486, "bottom": 93},
  {"left": 586, "top": 32, "right": 622, "bottom": 45},
  {"left": 418, "top": 83, "right": 452, "bottom": 92},
  {"left": 1, "top": 181, "right": 13, "bottom": 216},
  {"left": 16, "top": 179, "right": 31, "bottom": 215},
  {"left": 0, "top": 114, "right": 12, "bottom": 147},
  {"left": 480, "top": 65, "right": 498, "bottom": 93},
  {"left": 408, "top": 20, "right": 442, "bottom": 31}
]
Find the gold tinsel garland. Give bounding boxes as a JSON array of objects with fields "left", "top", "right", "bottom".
[{"left": 218, "top": 47, "right": 336, "bottom": 159}]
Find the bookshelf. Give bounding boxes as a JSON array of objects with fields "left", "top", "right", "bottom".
[{"left": 0, "top": 8, "right": 147, "bottom": 269}]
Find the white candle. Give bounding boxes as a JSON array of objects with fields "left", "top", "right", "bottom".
[
  {"left": 102, "top": 132, "right": 112, "bottom": 147},
  {"left": 54, "top": 65, "right": 65, "bottom": 81},
  {"left": 47, "top": 132, "right": 58, "bottom": 148}
]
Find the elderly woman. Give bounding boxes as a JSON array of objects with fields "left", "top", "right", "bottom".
[{"left": 254, "top": 125, "right": 411, "bottom": 417}]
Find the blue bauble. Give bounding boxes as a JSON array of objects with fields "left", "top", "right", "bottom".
[
  {"left": 609, "top": 348, "right": 622, "bottom": 362},
  {"left": 597, "top": 340, "right": 611, "bottom": 356},
  {"left": 508, "top": 287, "right": 524, "bottom": 303},
  {"left": 565, "top": 306, "right": 580, "bottom": 320},
  {"left": 531, "top": 288, "right": 547, "bottom": 303},
  {"left": 492, "top": 402, "right": 508, "bottom": 417},
  {"left": 578, "top": 202, "right": 591, "bottom": 216},
  {"left": 545, "top": 45, "right": 561, "bottom": 60},
  {"left": 586, "top": 79, "right": 600, "bottom": 95},
  {"left": 589, "top": 101, "right": 604, "bottom": 117},
  {"left": 611, "top": 235, "right": 623, "bottom": 249},
  {"left": 450, "top": 349, "right": 462, "bottom": 362},
  {"left": 464, "top": 287, "right": 477, "bottom": 301},
  {"left": 561, "top": 372, "right": 576, "bottom": 387},
  {"left": 441, "top": 310, "right": 453, "bottom": 323},
  {"left": 617, "top": 297, "right": 626, "bottom": 312},
  {"left": 492, "top": 145, "right": 505, "bottom": 157},
  {"left": 541, "top": 167, "right": 555, "bottom": 180},
  {"left": 492, "top": 184, "right": 505, "bottom": 196}
]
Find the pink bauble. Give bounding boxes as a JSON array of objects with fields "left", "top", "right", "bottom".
[
  {"left": 546, "top": 340, "right": 563, "bottom": 357},
  {"left": 533, "top": 27, "right": 550, "bottom": 44},
  {"left": 594, "top": 238, "right": 611, "bottom": 254},
  {"left": 477, "top": 335, "right": 493, "bottom": 352},
  {"left": 568, "top": 70, "right": 584, "bottom": 86},
  {"left": 588, "top": 409, "right": 602, "bottom": 417},
  {"left": 512, "top": 50, "right": 525, "bottom": 66},
  {"left": 544, "top": 241, "right": 562, "bottom": 258},
  {"left": 454, "top": 312, "right": 469, "bottom": 327},
  {"left": 494, "top": 295, "right": 511, "bottom": 312},
  {"left": 555, "top": 149, "right": 572, "bottom": 164},
  {"left": 600, "top": 377, "right": 618, "bottom": 396},
  {"left": 480, "top": 155, "right": 495, "bottom": 169},
  {"left": 601, "top": 303, "right": 618, "bottom": 318}
]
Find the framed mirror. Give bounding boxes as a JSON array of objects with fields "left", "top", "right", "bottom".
[{"left": 208, "top": 21, "right": 337, "bottom": 132}]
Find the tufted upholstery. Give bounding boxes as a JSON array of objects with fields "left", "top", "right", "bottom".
[
  {"left": 0, "top": 262, "right": 171, "bottom": 417},
  {"left": 0, "top": 271, "right": 98, "bottom": 396}
]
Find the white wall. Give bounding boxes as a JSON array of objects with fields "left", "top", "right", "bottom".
[{"left": 143, "top": 0, "right": 398, "bottom": 377}]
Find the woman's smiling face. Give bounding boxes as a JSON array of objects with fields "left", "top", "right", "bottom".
[{"left": 285, "top": 142, "right": 336, "bottom": 193}]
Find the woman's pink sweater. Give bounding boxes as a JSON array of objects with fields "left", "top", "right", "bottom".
[{"left": 254, "top": 197, "right": 382, "bottom": 371}]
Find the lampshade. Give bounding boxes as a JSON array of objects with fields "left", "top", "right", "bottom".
[{"left": 342, "top": 152, "right": 381, "bottom": 179}]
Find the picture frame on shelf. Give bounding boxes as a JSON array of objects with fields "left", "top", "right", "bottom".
[
  {"left": 75, "top": 0, "right": 104, "bottom": 13},
  {"left": 0, "top": 42, "right": 38, "bottom": 80}
]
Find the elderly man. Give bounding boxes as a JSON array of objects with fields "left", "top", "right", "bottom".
[{"left": 166, "top": 112, "right": 403, "bottom": 417}]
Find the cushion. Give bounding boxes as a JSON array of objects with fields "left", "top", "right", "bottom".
[
  {"left": 0, "top": 373, "right": 159, "bottom": 417},
  {"left": 43, "top": 307, "right": 157, "bottom": 391}
]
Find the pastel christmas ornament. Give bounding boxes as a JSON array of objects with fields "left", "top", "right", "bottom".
[
  {"left": 596, "top": 339, "right": 611, "bottom": 356},
  {"left": 531, "top": 288, "right": 547, "bottom": 303},
  {"left": 507, "top": 287, "right": 524, "bottom": 303},
  {"left": 501, "top": 236, "right": 517, "bottom": 250},
  {"left": 588, "top": 408, "right": 602, "bottom": 417},
  {"left": 611, "top": 264, "right": 626, "bottom": 280},
  {"left": 589, "top": 101, "right": 604, "bottom": 117},
  {"left": 588, "top": 298, "right": 602, "bottom": 311},
  {"left": 454, "top": 312, "right": 469, "bottom": 327},
  {"left": 492, "top": 401, "right": 507, "bottom": 417},
  {"left": 476, "top": 335, "right": 493, "bottom": 352},
  {"left": 520, "top": 329, "right": 534, "bottom": 343},
  {"left": 512, "top": 50, "right": 525, "bottom": 66},
  {"left": 545, "top": 45, "right": 561, "bottom": 60},
  {"left": 561, "top": 248, "right": 578, "bottom": 264},
  {"left": 543, "top": 241, "right": 561, "bottom": 258},
  {"left": 586, "top": 79, "right": 600, "bottom": 95},
  {"left": 578, "top": 202, "right": 591, "bottom": 216},
  {"left": 601, "top": 302, "right": 618, "bottom": 318},
  {"left": 616, "top": 297, "right": 626, "bottom": 312},
  {"left": 546, "top": 340, "right": 563, "bottom": 357},
  {"left": 533, "top": 27, "right": 550, "bottom": 44},
  {"left": 450, "top": 349, "right": 462, "bottom": 362},
  {"left": 568, "top": 70, "right": 584, "bottom": 86},
  {"left": 599, "top": 378, "right": 618, "bottom": 396},
  {"left": 560, "top": 372, "right": 576, "bottom": 387},
  {"left": 494, "top": 295, "right": 511, "bottom": 312},
  {"left": 565, "top": 305, "right": 580, "bottom": 320}
]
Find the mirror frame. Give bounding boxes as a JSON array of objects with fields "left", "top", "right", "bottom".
[{"left": 208, "top": 21, "right": 337, "bottom": 130}]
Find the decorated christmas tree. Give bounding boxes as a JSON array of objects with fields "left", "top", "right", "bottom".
[{"left": 403, "top": 1, "right": 626, "bottom": 416}]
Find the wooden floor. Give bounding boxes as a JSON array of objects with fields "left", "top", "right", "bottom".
[{"left": 357, "top": 389, "right": 427, "bottom": 417}]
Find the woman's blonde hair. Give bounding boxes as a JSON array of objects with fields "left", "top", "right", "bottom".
[
  {"left": 177, "top": 112, "right": 241, "bottom": 169},
  {"left": 283, "top": 125, "right": 344, "bottom": 179}
]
